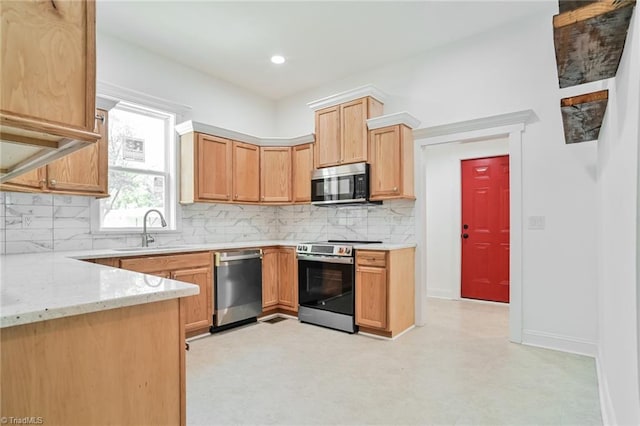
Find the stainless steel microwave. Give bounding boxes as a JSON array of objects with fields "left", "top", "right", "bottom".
[{"left": 310, "top": 162, "right": 374, "bottom": 206}]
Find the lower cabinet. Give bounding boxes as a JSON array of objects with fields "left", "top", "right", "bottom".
[
  {"left": 355, "top": 248, "right": 415, "bottom": 338},
  {"left": 262, "top": 247, "right": 298, "bottom": 312},
  {"left": 118, "top": 252, "right": 213, "bottom": 334},
  {"left": 1, "top": 299, "right": 187, "bottom": 425}
]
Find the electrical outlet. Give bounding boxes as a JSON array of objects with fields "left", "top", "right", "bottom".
[{"left": 21, "top": 214, "right": 35, "bottom": 228}]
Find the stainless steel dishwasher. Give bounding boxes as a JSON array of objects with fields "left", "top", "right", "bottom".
[{"left": 212, "top": 249, "right": 263, "bottom": 331}]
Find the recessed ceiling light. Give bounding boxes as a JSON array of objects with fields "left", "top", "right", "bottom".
[{"left": 271, "top": 55, "right": 285, "bottom": 65}]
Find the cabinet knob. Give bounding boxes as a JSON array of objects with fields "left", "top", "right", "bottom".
[
  {"left": 38, "top": 179, "right": 47, "bottom": 188},
  {"left": 235, "top": 194, "right": 238, "bottom": 199},
  {"left": 261, "top": 196, "right": 265, "bottom": 201},
  {"left": 49, "top": 179, "right": 57, "bottom": 187},
  {"left": 393, "top": 186, "right": 398, "bottom": 192}
]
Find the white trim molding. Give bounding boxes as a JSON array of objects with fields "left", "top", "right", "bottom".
[
  {"left": 413, "top": 109, "right": 535, "bottom": 345},
  {"left": 522, "top": 329, "right": 597, "bottom": 357},
  {"left": 97, "top": 81, "right": 192, "bottom": 119},
  {"left": 96, "top": 96, "right": 119, "bottom": 111},
  {"left": 596, "top": 356, "right": 615, "bottom": 426},
  {"left": 413, "top": 110, "right": 537, "bottom": 141},
  {"left": 307, "top": 84, "right": 387, "bottom": 111},
  {"left": 175, "top": 120, "right": 314, "bottom": 147},
  {"left": 367, "top": 112, "right": 421, "bottom": 130}
]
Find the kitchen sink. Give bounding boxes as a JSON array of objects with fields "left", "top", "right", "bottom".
[{"left": 113, "top": 245, "right": 189, "bottom": 252}]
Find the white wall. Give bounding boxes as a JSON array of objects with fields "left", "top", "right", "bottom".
[
  {"left": 596, "top": 8, "right": 640, "bottom": 425},
  {"left": 97, "top": 32, "right": 276, "bottom": 136},
  {"left": 275, "top": 6, "right": 599, "bottom": 354},
  {"left": 425, "top": 137, "right": 509, "bottom": 299}
]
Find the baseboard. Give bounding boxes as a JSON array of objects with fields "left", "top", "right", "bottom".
[
  {"left": 426, "top": 288, "right": 456, "bottom": 299},
  {"left": 595, "top": 355, "right": 616, "bottom": 426},
  {"left": 522, "top": 329, "right": 596, "bottom": 357}
]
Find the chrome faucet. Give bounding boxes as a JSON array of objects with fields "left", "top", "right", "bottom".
[{"left": 142, "top": 209, "right": 167, "bottom": 247}]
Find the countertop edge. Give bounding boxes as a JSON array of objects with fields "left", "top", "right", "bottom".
[{"left": 1, "top": 283, "right": 199, "bottom": 329}]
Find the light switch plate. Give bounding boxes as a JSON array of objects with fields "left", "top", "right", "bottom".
[{"left": 528, "top": 216, "right": 545, "bottom": 230}]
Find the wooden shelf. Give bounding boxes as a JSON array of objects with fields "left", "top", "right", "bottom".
[
  {"left": 554, "top": 0, "right": 636, "bottom": 88},
  {"left": 560, "top": 90, "right": 609, "bottom": 144}
]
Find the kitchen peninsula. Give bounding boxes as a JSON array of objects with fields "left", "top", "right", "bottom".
[{"left": 0, "top": 253, "right": 198, "bottom": 425}]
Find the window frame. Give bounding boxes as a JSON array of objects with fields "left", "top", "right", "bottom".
[{"left": 91, "top": 99, "right": 180, "bottom": 234}]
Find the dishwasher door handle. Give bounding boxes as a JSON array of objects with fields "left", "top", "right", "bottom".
[{"left": 215, "top": 251, "right": 263, "bottom": 265}]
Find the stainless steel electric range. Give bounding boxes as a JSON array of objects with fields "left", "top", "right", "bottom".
[{"left": 296, "top": 240, "right": 381, "bottom": 333}]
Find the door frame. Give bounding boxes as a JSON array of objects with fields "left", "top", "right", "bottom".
[{"left": 413, "top": 110, "right": 535, "bottom": 343}]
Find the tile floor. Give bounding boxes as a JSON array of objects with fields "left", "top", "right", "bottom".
[{"left": 186, "top": 298, "right": 601, "bottom": 425}]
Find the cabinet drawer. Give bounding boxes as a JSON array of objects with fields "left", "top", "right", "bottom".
[
  {"left": 356, "top": 251, "right": 387, "bottom": 267},
  {"left": 120, "top": 252, "right": 212, "bottom": 274}
]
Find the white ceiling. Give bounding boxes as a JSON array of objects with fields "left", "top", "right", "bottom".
[{"left": 97, "top": 1, "right": 554, "bottom": 100}]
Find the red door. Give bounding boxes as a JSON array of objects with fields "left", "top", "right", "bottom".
[{"left": 461, "top": 155, "right": 510, "bottom": 303}]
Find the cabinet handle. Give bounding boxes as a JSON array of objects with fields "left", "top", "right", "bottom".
[
  {"left": 95, "top": 114, "right": 105, "bottom": 122},
  {"left": 49, "top": 179, "right": 57, "bottom": 187}
]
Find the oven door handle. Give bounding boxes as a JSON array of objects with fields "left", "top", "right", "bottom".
[{"left": 297, "top": 254, "right": 354, "bottom": 265}]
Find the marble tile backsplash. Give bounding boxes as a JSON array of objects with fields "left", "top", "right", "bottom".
[{"left": 0, "top": 192, "right": 415, "bottom": 254}]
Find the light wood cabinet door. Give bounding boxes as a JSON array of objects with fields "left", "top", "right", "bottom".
[
  {"left": 369, "top": 124, "right": 415, "bottom": 201},
  {"left": 232, "top": 141, "right": 260, "bottom": 202},
  {"left": 292, "top": 143, "right": 314, "bottom": 203},
  {"left": 355, "top": 264, "right": 388, "bottom": 330},
  {"left": 278, "top": 248, "right": 298, "bottom": 311},
  {"left": 369, "top": 125, "right": 401, "bottom": 198},
  {"left": 341, "top": 99, "right": 368, "bottom": 165},
  {"left": 196, "top": 134, "right": 232, "bottom": 201},
  {"left": 315, "top": 106, "right": 341, "bottom": 168},
  {"left": 0, "top": 0, "right": 98, "bottom": 145},
  {"left": 1, "top": 168, "right": 45, "bottom": 192},
  {"left": 44, "top": 109, "right": 109, "bottom": 196},
  {"left": 261, "top": 248, "right": 279, "bottom": 309},
  {"left": 260, "top": 147, "right": 291, "bottom": 203},
  {"left": 172, "top": 266, "right": 213, "bottom": 333}
]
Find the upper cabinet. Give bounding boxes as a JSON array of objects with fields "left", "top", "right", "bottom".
[
  {"left": 367, "top": 113, "right": 420, "bottom": 201},
  {"left": 260, "top": 146, "right": 292, "bottom": 203},
  {"left": 194, "top": 134, "right": 232, "bottom": 202},
  {"left": 232, "top": 141, "right": 260, "bottom": 202},
  {"left": 176, "top": 121, "right": 314, "bottom": 205},
  {"left": 308, "top": 86, "right": 386, "bottom": 169},
  {"left": 0, "top": 0, "right": 101, "bottom": 182},
  {"left": 313, "top": 97, "right": 383, "bottom": 168},
  {"left": 291, "top": 143, "right": 314, "bottom": 203},
  {"left": 1, "top": 108, "right": 110, "bottom": 197}
]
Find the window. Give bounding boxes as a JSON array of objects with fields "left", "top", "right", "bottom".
[{"left": 97, "top": 102, "right": 176, "bottom": 231}]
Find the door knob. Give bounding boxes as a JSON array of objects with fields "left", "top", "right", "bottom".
[{"left": 462, "top": 233, "right": 469, "bottom": 239}]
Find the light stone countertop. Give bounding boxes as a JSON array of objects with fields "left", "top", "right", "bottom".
[{"left": 0, "top": 240, "right": 416, "bottom": 328}]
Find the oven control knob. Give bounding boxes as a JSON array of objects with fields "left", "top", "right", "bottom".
[
  {"left": 338, "top": 247, "right": 344, "bottom": 254},
  {"left": 345, "top": 248, "right": 351, "bottom": 255}
]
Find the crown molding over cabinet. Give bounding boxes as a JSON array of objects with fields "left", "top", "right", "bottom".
[
  {"left": 175, "top": 120, "right": 314, "bottom": 147},
  {"left": 367, "top": 112, "right": 421, "bottom": 130},
  {"left": 307, "top": 85, "right": 388, "bottom": 112}
]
